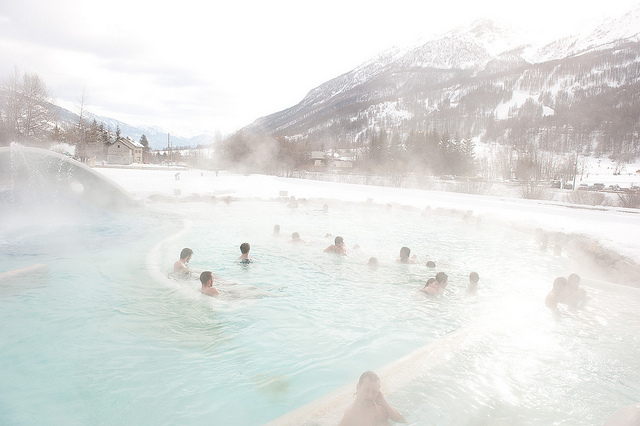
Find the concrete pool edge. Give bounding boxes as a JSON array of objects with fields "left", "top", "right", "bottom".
[
  {"left": 266, "top": 324, "right": 481, "bottom": 425},
  {"left": 267, "top": 278, "right": 640, "bottom": 425}
]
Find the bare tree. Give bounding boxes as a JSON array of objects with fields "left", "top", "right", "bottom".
[
  {"left": 21, "top": 71, "right": 51, "bottom": 138},
  {"left": 0, "top": 68, "right": 53, "bottom": 143},
  {"left": 0, "top": 67, "right": 24, "bottom": 143},
  {"left": 75, "top": 88, "right": 90, "bottom": 160}
]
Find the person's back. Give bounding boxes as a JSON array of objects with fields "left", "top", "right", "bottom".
[
  {"left": 200, "top": 271, "right": 219, "bottom": 296},
  {"left": 239, "top": 242, "right": 252, "bottom": 263}
]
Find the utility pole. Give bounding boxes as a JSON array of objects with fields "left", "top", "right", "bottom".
[
  {"left": 167, "top": 133, "right": 171, "bottom": 167},
  {"left": 573, "top": 151, "right": 578, "bottom": 190}
]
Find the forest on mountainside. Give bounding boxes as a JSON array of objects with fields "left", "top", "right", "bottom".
[{"left": 222, "top": 43, "right": 639, "bottom": 179}]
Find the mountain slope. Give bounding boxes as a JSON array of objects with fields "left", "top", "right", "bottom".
[{"left": 234, "top": 9, "right": 640, "bottom": 161}]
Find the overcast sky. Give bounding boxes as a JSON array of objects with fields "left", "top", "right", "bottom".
[{"left": 1, "top": 0, "right": 638, "bottom": 137}]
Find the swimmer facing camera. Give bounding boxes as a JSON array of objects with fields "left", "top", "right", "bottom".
[{"left": 339, "top": 370, "right": 405, "bottom": 425}]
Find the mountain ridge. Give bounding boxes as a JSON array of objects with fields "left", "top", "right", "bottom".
[{"left": 231, "top": 5, "right": 640, "bottom": 163}]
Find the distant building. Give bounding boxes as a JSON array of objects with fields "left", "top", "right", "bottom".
[
  {"left": 310, "top": 151, "right": 326, "bottom": 167},
  {"left": 86, "top": 139, "right": 112, "bottom": 164},
  {"left": 107, "top": 137, "right": 143, "bottom": 165}
]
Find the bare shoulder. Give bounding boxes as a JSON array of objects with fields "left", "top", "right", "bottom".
[
  {"left": 201, "top": 287, "right": 219, "bottom": 297},
  {"left": 339, "top": 404, "right": 357, "bottom": 426}
]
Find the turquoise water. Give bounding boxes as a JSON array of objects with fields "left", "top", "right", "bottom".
[
  {"left": 395, "top": 286, "right": 640, "bottom": 425},
  {"left": 1, "top": 197, "right": 634, "bottom": 425}
]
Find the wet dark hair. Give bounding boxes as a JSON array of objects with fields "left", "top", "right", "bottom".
[
  {"left": 292, "top": 232, "right": 300, "bottom": 240},
  {"left": 273, "top": 225, "right": 280, "bottom": 234},
  {"left": 553, "top": 276, "right": 567, "bottom": 292},
  {"left": 368, "top": 257, "right": 378, "bottom": 267},
  {"left": 180, "top": 248, "right": 193, "bottom": 260},
  {"left": 426, "top": 261, "right": 436, "bottom": 268},
  {"left": 469, "top": 272, "right": 479, "bottom": 284},
  {"left": 240, "top": 242, "right": 250, "bottom": 254},
  {"left": 400, "top": 246, "right": 411, "bottom": 260},
  {"left": 335, "top": 236, "right": 344, "bottom": 246},
  {"left": 358, "top": 370, "right": 380, "bottom": 386},
  {"left": 568, "top": 273, "right": 580, "bottom": 285},
  {"left": 200, "top": 271, "right": 212, "bottom": 285},
  {"left": 435, "top": 272, "right": 448, "bottom": 284},
  {"left": 424, "top": 277, "right": 436, "bottom": 288}
]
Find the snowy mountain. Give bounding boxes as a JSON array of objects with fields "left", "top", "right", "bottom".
[
  {"left": 234, "top": 6, "right": 640, "bottom": 161},
  {"left": 46, "top": 104, "right": 214, "bottom": 150},
  {"left": 532, "top": 5, "right": 640, "bottom": 63}
]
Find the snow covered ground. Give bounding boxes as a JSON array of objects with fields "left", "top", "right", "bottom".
[
  {"left": 577, "top": 157, "right": 640, "bottom": 188},
  {"left": 95, "top": 165, "right": 640, "bottom": 284}
]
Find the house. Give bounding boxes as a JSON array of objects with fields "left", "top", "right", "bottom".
[
  {"left": 310, "top": 151, "right": 326, "bottom": 167},
  {"left": 107, "top": 137, "right": 144, "bottom": 165}
]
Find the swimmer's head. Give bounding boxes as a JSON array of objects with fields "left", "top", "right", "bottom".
[
  {"left": 435, "top": 272, "right": 448, "bottom": 285},
  {"left": 200, "top": 271, "right": 213, "bottom": 286},
  {"left": 568, "top": 273, "right": 580, "bottom": 288},
  {"left": 368, "top": 257, "right": 379, "bottom": 267},
  {"left": 424, "top": 277, "right": 436, "bottom": 288},
  {"left": 400, "top": 246, "right": 411, "bottom": 261},
  {"left": 469, "top": 272, "right": 479, "bottom": 284},
  {"left": 273, "top": 225, "right": 280, "bottom": 235},
  {"left": 335, "top": 236, "right": 344, "bottom": 246},
  {"left": 356, "top": 371, "right": 380, "bottom": 406},
  {"left": 240, "top": 242, "right": 250, "bottom": 254},
  {"left": 292, "top": 232, "right": 300, "bottom": 241},
  {"left": 553, "top": 276, "right": 567, "bottom": 292},
  {"left": 426, "top": 261, "right": 436, "bottom": 268},
  {"left": 180, "top": 248, "right": 193, "bottom": 261}
]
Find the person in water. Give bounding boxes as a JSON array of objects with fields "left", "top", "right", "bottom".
[
  {"left": 419, "top": 277, "right": 437, "bottom": 295},
  {"left": 287, "top": 196, "right": 299, "bottom": 208},
  {"left": 368, "top": 257, "right": 379, "bottom": 268},
  {"left": 545, "top": 276, "right": 567, "bottom": 310},
  {"left": 273, "top": 224, "right": 280, "bottom": 236},
  {"left": 467, "top": 272, "right": 480, "bottom": 295},
  {"left": 422, "top": 272, "right": 448, "bottom": 297},
  {"left": 291, "top": 232, "right": 305, "bottom": 243},
  {"left": 426, "top": 260, "right": 436, "bottom": 269},
  {"left": 339, "top": 370, "right": 405, "bottom": 426},
  {"left": 397, "top": 247, "right": 416, "bottom": 264},
  {"left": 324, "top": 236, "right": 347, "bottom": 256},
  {"left": 173, "top": 248, "right": 193, "bottom": 277},
  {"left": 239, "top": 242, "right": 252, "bottom": 263},
  {"left": 561, "top": 273, "right": 587, "bottom": 308},
  {"left": 199, "top": 271, "right": 219, "bottom": 296}
]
